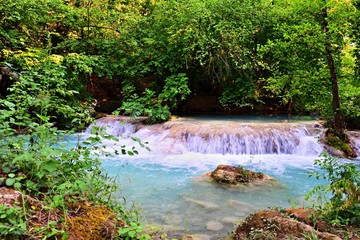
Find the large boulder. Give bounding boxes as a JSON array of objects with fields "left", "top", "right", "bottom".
[
  {"left": 208, "top": 164, "right": 273, "bottom": 186},
  {"left": 232, "top": 208, "right": 357, "bottom": 240}
]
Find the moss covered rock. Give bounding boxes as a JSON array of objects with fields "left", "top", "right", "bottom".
[
  {"left": 208, "top": 164, "right": 273, "bottom": 186},
  {"left": 323, "top": 130, "right": 357, "bottom": 158},
  {"left": 233, "top": 208, "right": 359, "bottom": 240}
]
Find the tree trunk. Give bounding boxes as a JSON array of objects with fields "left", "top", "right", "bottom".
[{"left": 322, "top": 7, "right": 346, "bottom": 137}]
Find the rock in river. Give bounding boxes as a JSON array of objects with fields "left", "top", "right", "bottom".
[{"left": 207, "top": 164, "right": 274, "bottom": 186}]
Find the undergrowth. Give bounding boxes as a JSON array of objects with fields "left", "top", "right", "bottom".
[
  {"left": 306, "top": 153, "right": 360, "bottom": 226},
  {"left": 0, "top": 64, "right": 152, "bottom": 239}
]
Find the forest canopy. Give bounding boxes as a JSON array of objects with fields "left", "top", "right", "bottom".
[{"left": 1, "top": 0, "right": 359, "bottom": 126}]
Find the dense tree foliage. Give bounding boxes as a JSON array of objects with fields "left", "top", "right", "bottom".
[{"left": 1, "top": 0, "right": 359, "bottom": 126}]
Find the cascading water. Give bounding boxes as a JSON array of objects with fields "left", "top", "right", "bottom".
[
  {"left": 79, "top": 116, "right": 358, "bottom": 238},
  {"left": 86, "top": 116, "right": 324, "bottom": 156}
]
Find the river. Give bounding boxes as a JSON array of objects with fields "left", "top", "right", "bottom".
[{"left": 81, "top": 115, "right": 360, "bottom": 239}]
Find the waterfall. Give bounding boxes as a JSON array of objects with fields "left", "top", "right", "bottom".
[
  {"left": 85, "top": 120, "right": 135, "bottom": 136},
  {"left": 85, "top": 116, "right": 139, "bottom": 136},
  {"left": 85, "top": 116, "right": 325, "bottom": 156}
]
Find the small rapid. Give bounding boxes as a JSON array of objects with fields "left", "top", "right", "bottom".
[
  {"left": 80, "top": 116, "right": 359, "bottom": 238},
  {"left": 85, "top": 116, "right": 324, "bottom": 156}
]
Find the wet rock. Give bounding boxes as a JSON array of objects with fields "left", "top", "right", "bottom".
[
  {"left": 321, "top": 130, "right": 358, "bottom": 158},
  {"left": 206, "top": 221, "right": 224, "bottom": 231},
  {"left": 235, "top": 211, "right": 248, "bottom": 218},
  {"left": 164, "top": 213, "right": 183, "bottom": 225},
  {"left": 96, "top": 115, "right": 148, "bottom": 124},
  {"left": 208, "top": 165, "right": 273, "bottom": 186},
  {"left": 227, "top": 199, "right": 254, "bottom": 211},
  {"left": 233, "top": 208, "right": 343, "bottom": 240},
  {"left": 158, "top": 224, "right": 185, "bottom": 232}
]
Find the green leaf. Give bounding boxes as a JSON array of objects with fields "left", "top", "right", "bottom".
[
  {"left": 14, "top": 182, "right": 21, "bottom": 189},
  {"left": 5, "top": 178, "right": 15, "bottom": 186},
  {"left": 77, "top": 181, "right": 87, "bottom": 191},
  {"left": 42, "top": 161, "right": 58, "bottom": 172},
  {"left": 129, "top": 231, "right": 136, "bottom": 238},
  {"left": 8, "top": 173, "right": 15, "bottom": 178},
  {"left": 62, "top": 231, "right": 69, "bottom": 239}
]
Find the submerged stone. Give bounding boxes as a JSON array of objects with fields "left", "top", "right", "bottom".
[
  {"left": 206, "top": 221, "right": 224, "bottom": 231},
  {"left": 221, "top": 216, "right": 239, "bottom": 224},
  {"left": 164, "top": 213, "right": 183, "bottom": 225},
  {"left": 183, "top": 197, "right": 220, "bottom": 210},
  {"left": 227, "top": 199, "right": 254, "bottom": 212}
]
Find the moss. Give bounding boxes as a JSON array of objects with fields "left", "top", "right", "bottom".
[
  {"left": 210, "top": 165, "right": 270, "bottom": 186},
  {"left": 325, "top": 132, "right": 355, "bottom": 157},
  {"left": 66, "top": 204, "right": 124, "bottom": 240},
  {"left": 235, "top": 166, "right": 265, "bottom": 183}
]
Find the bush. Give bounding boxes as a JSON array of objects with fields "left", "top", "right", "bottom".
[
  {"left": 306, "top": 153, "right": 360, "bottom": 226},
  {"left": 0, "top": 60, "right": 150, "bottom": 238}
]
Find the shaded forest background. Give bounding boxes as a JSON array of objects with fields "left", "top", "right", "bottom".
[{"left": 1, "top": 0, "right": 360, "bottom": 127}]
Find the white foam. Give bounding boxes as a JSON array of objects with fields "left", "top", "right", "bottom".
[{"left": 85, "top": 117, "right": 324, "bottom": 156}]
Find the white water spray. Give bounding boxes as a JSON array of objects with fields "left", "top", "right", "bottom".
[
  {"left": 82, "top": 116, "right": 360, "bottom": 237},
  {"left": 86, "top": 116, "right": 324, "bottom": 156}
]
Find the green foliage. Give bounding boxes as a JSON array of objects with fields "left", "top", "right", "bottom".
[
  {"left": 2, "top": 0, "right": 359, "bottom": 121},
  {"left": 1, "top": 53, "right": 94, "bottom": 129},
  {"left": 0, "top": 104, "right": 150, "bottom": 238},
  {"left": 119, "top": 88, "right": 172, "bottom": 124},
  {"left": 117, "top": 73, "right": 190, "bottom": 123},
  {"left": 257, "top": 0, "right": 359, "bottom": 119},
  {"left": 118, "top": 222, "right": 152, "bottom": 240},
  {"left": 0, "top": 205, "right": 27, "bottom": 238},
  {"left": 148, "top": 0, "right": 272, "bottom": 107},
  {"left": 159, "top": 73, "right": 191, "bottom": 107},
  {"left": 0, "top": 51, "right": 150, "bottom": 239},
  {"left": 219, "top": 78, "right": 258, "bottom": 108},
  {"left": 306, "top": 153, "right": 360, "bottom": 226}
]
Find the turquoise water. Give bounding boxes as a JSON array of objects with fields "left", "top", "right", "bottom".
[
  {"left": 80, "top": 116, "right": 356, "bottom": 238},
  {"left": 99, "top": 153, "right": 325, "bottom": 237}
]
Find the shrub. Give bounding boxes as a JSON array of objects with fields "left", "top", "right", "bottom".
[{"left": 306, "top": 153, "right": 360, "bottom": 226}]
